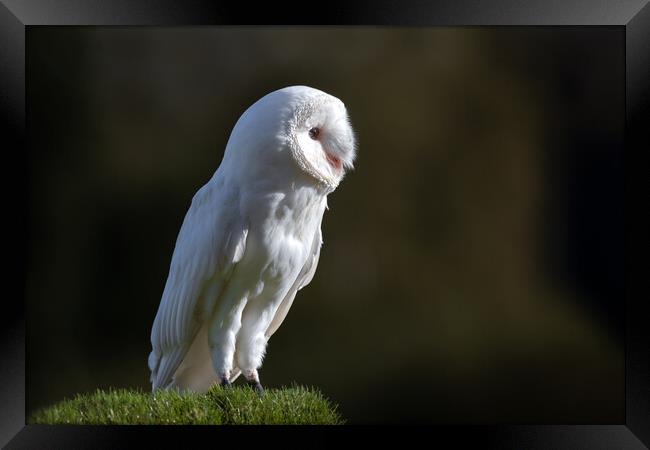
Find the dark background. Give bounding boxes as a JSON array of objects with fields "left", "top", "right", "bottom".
[{"left": 26, "top": 27, "right": 624, "bottom": 423}]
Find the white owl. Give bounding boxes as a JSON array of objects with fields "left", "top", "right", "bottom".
[{"left": 148, "top": 86, "right": 356, "bottom": 394}]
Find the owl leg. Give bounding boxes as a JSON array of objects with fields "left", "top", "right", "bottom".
[
  {"left": 235, "top": 320, "right": 268, "bottom": 395},
  {"left": 235, "top": 335, "right": 267, "bottom": 396},
  {"left": 208, "top": 294, "right": 248, "bottom": 387},
  {"left": 242, "top": 369, "right": 264, "bottom": 395}
]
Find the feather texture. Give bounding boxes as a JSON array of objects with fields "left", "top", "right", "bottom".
[{"left": 148, "top": 181, "right": 248, "bottom": 390}]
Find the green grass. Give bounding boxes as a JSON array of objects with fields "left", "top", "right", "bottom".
[{"left": 29, "top": 385, "right": 344, "bottom": 425}]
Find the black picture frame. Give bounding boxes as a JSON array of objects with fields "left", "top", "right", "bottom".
[{"left": 1, "top": 1, "right": 647, "bottom": 447}]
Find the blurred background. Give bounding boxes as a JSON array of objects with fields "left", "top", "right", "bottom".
[{"left": 27, "top": 27, "right": 624, "bottom": 423}]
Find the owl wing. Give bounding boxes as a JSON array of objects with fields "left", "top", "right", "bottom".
[
  {"left": 265, "top": 222, "right": 323, "bottom": 339},
  {"left": 148, "top": 180, "right": 248, "bottom": 391}
]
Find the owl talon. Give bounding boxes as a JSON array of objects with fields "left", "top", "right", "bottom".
[{"left": 248, "top": 381, "right": 264, "bottom": 395}]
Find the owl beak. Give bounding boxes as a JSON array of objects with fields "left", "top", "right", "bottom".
[{"left": 325, "top": 152, "right": 343, "bottom": 171}]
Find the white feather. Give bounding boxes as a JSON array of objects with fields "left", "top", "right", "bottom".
[{"left": 148, "top": 181, "right": 248, "bottom": 390}]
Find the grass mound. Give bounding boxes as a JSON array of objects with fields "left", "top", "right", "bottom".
[{"left": 29, "top": 385, "right": 344, "bottom": 425}]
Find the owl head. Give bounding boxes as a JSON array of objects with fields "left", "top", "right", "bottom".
[{"left": 223, "top": 86, "right": 356, "bottom": 191}]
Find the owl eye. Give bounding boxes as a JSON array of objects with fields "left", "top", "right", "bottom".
[{"left": 308, "top": 127, "right": 320, "bottom": 140}]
